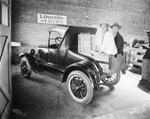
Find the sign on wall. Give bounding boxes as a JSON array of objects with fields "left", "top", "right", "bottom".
[{"left": 37, "top": 13, "right": 67, "bottom": 25}]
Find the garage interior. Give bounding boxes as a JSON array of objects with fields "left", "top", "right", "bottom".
[
  {"left": 11, "top": 64, "right": 150, "bottom": 119},
  {"left": 1, "top": 0, "right": 150, "bottom": 119}
]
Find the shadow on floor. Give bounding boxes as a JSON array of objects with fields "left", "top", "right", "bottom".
[
  {"left": 10, "top": 64, "right": 150, "bottom": 119},
  {"left": 128, "top": 67, "right": 142, "bottom": 75}
]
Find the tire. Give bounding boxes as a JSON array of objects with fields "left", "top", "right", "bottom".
[
  {"left": 20, "top": 57, "right": 32, "bottom": 78},
  {"left": 67, "top": 70, "right": 93, "bottom": 105},
  {"left": 101, "top": 72, "right": 121, "bottom": 85}
]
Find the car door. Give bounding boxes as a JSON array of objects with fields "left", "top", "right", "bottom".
[
  {"left": 48, "top": 31, "right": 62, "bottom": 66},
  {"left": 49, "top": 48, "right": 58, "bottom": 65},
  {"left": 57, "top": 35, "right": 68, "bottom": 71}
]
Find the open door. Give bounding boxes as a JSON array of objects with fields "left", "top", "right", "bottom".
[{"left": 0, "top": 0, "right": 12, "bottom": 119}]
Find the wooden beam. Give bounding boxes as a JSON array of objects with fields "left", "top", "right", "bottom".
[
  {"left": 0, "top": 81, "right": 10, "bottom": 101},
  {"left": 1, "top": 97, "right": 12, "bottom": 119}
]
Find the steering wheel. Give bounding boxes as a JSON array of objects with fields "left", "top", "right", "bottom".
[{"left": 55, "top": 37, "right": 62, "bottom": 47}]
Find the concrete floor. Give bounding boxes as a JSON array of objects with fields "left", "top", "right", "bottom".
[{"left": 10, "top": 65, "right": 150, "bottom": 119}]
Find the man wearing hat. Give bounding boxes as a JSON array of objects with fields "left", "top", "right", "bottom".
[
  {"left": 99, "top": 23, "right": 117, "bottom": 55},
  {"left": 111, "top": 22, "right": 124, "bottom": 54}
]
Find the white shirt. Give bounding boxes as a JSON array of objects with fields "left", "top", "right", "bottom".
[{"left": 100, "top": 31, "right": 117, "bottom": 55}]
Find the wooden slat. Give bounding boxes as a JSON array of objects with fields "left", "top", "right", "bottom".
[
  {"left": 132, "top": 54, "right": 144, "bottom": 60},
  {"left": 128, "top": 47, "right": 146, "bottom": 53},
  {"left": 132, "top": 61, "right": 142, "bottom": 67},
  {"left": 127, "top": 47, "right": 146, "bottom": 67}
]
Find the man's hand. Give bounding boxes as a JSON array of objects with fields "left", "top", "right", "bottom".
[{"left": 94, "top": 45, "right": 99, "bottom": 52}]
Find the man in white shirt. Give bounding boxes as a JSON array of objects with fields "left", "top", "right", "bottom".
[
  {"left": 100, "top": 23, "right": 117, "bottom": 55},
  {"left": 91, "top": 23, "right": 117, "bottom": 73}
]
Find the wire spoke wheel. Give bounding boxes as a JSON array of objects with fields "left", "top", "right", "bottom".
[
  {"left": 67, "top": 70, "right": 93, "bottom": 105},
  {"left": 101, "top": 72, "right": 121, "bottom": 85},
  {"left": 70, "top": 77, "right": 87, "bottom": 99},
  {"left": 20, "top": 57, "right": 32, "bottom": 78},
  {"left": 21, "top": 62, "right": 29, "bottom": 76}
]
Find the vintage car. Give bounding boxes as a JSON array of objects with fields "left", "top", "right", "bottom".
[{"left": 19, "top": 25, "right": 128, "bottom": 105}]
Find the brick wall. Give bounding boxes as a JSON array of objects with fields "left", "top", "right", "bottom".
[{"left": 12, "top": 0, "right": 150, "bottom": 51}]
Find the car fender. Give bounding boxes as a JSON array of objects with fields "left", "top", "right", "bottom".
[
  {"left": 19, "top": 53, "right": 33, "bottom": 64},
  {"left": 19, "top": 53, "right": 43, "bottom": 72},
  {"left": 19, "top": 53, "right": 35, "bottom": 63},
  {"left": 62, "top": 61, "right": 99, "bottom": 88}
]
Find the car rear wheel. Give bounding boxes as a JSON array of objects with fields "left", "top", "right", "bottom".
[
  {"left": 67, "top": 70, "right": 93, "bottom": 105},
  {"left": 101, "top": 72, "right": 121, "bottom": 85},
  {"left": 20, "top": 57, "right": 32, "bottom": 78}
]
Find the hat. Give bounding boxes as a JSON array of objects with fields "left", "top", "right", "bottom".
[
  {"left": 111, "top": 22, "right": 122, "bottom": 29},
  {"left": 99, "top": 23, "right": 110, "bottom": 27}
]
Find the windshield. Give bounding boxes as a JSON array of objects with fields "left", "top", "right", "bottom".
[
  {"left": 49, "top": 26, "right": 68, "bottom": 38},
  {"left": 48, "top": 26, "right": 69, "bottom": 48}
]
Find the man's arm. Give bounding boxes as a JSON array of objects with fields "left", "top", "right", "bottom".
[{"left": 115, "top": 35, "right": 123, "bottom": 48}]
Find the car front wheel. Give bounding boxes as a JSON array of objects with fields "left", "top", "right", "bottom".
[
  {"left": 20, "top": 57, "right": 32, "bottom": 78},
  {"left": 67, "top": 70, "right": 93, "bottom": 105}
]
